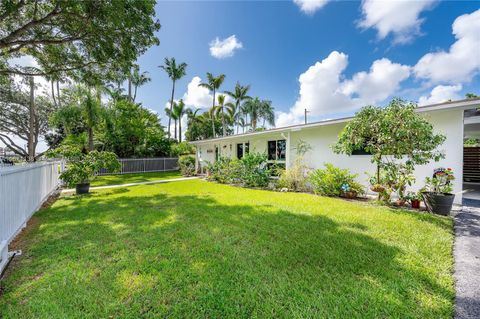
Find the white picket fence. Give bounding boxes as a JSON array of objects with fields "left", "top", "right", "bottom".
[
  {"left": 97, "top": 157, "right": 179, "bottom": 175},
  {"left": 0, "top": 161, "right": 63, "bottom": 273}
]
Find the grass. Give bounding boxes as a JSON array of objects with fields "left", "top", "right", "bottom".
[
  {"left": 0, "top": 180, "right": 454, "bottom": 318},
  {"left": 90, "top": 170, "right": 182, "bottom": 187}
]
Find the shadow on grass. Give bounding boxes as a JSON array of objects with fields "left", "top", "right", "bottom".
[{"left": 0, "top": 188, "right": 454, "bottom": 318}]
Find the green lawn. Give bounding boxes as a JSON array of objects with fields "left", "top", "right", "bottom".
[
  {"left": 0, "top": 180, "right": 454, "bottom": 318},
  {"left": 91, "top": 170, "right": 182, "bottom": 187}
]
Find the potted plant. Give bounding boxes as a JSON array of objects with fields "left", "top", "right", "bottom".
[
  {"left": 50, "top": 146, "right": 121, "bottom": 194},
  {"left": 341, "top": 183, "right": 357, "bottom": 199},
  {"left": 406, "top": 191, "right": 422, "bottom": 209},
  {"left": 421, "top": 168, "right": 455, "bottom": 215}
]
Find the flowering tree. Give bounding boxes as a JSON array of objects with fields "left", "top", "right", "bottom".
[{"left": 333, "top": 98, "right": 446, "bottom": 200}]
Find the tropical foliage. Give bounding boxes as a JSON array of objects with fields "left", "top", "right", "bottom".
[
  {"left": 160, "top": 57, "right": 187, "bottom": 138},
  {"left": 334, "top": 98, "right": 446, "bottom": 200},
  {"left": 0, "top": 1, "right": 160, "bottom": 82},
  {"left": 309, "top": 163, "right": 364, "bottom": 197},
  {"left": 49, "top": 146, "right": 120, "bottom": 187},
  {"left": 178, "top": 155, "right": 196, "bottom": 176},
  {"left": 206, "top": 152, "right": 271, "bottom": 187}
]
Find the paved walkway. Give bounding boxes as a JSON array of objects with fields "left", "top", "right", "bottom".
[
  {"left": 61, "top": 176, "right": 198, "bottom": 193},
  {"left": 454, "top": 204, "right": 480, "bottom": 319}
]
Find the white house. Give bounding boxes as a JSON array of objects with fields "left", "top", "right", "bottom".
[{"left": 192, "top": 98, "right": 480, "bottom": 204}]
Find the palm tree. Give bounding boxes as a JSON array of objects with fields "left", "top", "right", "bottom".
[
  {"left": 199, "top": 73, "right": 226, "bottom": 136},
  {"left": 165, "top": 105, "right": 179, "bottom": 140},
  {"left": 214, "top": 94, "right": 235, "bottom": 136},
  {"left": 242, "top": 97, "right": 275, "bottom": 131},
  {"left": 160, "top": 57, "right": 187, "bottom": 138},
  {"left": 236, "top": 117, "right": 246, "bottom": 133},
  {"left": 207, "top": 105, "right": 217, "bottom": 137},
  {"left": 225, "top": 82, "right": 251, "bottom": 134},
  {"left": 172, "top": 99, "right": 187, "bottom": 142},
  {"left": 131, "top": 65, "right": 151, "bottom": 102},
  {"left": 260, "top": 99, "right": 275, "bottom": 128}
]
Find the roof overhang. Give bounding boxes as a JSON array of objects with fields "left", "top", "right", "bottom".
[{"left": 191, "top": 98, "right": 480, "bottom": 145}]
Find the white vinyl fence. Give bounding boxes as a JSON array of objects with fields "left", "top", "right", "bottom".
[
  {"left": 97, "top": 157, "right": 178, "bottom": 175},
  {"left": 0, "top": 161, "right": 63, "bottom": 273}
]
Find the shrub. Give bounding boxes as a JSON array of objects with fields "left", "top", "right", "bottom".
[
  {"left": 170, "top": 142, "right": 195, "bottom": 157},
  {"left": 309, "top": 163, "right": 364, "bottom": 197},
  {"left": 178, "top": 155, "right": 196, "bottom": 176},
  {"left": 239, "top": 153, "right": 270, "bottom": 187},
  {"left": 206, "top": 157, "right": 241, "bottom": 184},
  {"left": 49, "top": 146, "right": 121, "bottom": 187},
  {"left": 277, "top": 157, "right": 310, "bottom": 192},
  {"left": 205, "top": 152, "right": 270, "bottom": 187}
]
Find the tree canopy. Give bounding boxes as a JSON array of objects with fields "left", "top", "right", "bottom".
[
  {"left": 334, "top": 98, "right": 446, "bottom": 168},
  {"left": 0, "top": 0, "right": 160, "bottom": 82}
]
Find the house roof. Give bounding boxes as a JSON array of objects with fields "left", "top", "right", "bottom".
[{"left": 191, "top": 98, "right": 480, "bottom": 144}]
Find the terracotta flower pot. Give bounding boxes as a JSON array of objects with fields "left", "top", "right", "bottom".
[
  {"left": 395, "top": 199, "right": 406, "bottom": 207},
  {"left": 342, "top": 191, "right": 357, "bottom": 199},
  {"left": 411, "top": 199, "right": 421, "bottom": 209},
  {"left": 370, "top": 184, "right": 385, "bottom": 193}
]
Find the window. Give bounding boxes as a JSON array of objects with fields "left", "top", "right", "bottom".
[
  {"left": 237, "top": 142, "right": 249, "bottom": 159},
  {"left": 351, "top": 147, "right": 372, "bottom": 155},
  {"left": 268, "top": 140, "right": 286, "bottom": 161}
]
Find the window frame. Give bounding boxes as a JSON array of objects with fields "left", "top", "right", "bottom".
[
  {"left": 267, "top": 139, "right": 286, "bottom": 162},
  {"left": 236, "top": 142, "right": 250, "bottom": 159}
]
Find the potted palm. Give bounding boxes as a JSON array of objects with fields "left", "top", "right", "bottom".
[
  {"left": 51, "top": 146, "right": 121, "bottom": 194},
  {"left": 421, "top": 168, "right": 455, "bottom": 215}
]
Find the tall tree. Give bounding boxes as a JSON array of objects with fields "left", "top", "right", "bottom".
[
  {"left": 225, "top": 82, "right": 251, "bottom": 134},
  {"left": 160, "top": 58, "right": 187, "bottom": 138},
  {"left": 131, "top": 66, "right": 151, "bottom": 102},
  {"left": 0, "top": 1, "right": 160, "bottom": 81},
  {"left": 172, "top": 99, "right": 187, "bottom": 142},
  {"left": 0, "top": 77, "right": 55, "bottom": 161},
  {"left": 242, "top": 97, "right": 275, "bottom": 130},
  {"left": 260, "top": 99, "right": 275, "bottom": 128},
  {"left": 199, "top": 72, "right": 225, "bottom": 137},
  {"left": 214, "top": 94, "right": 235, "bottom": 137},
  {"left": 52, "top": 84, "right": 102, "bottom": 151}
]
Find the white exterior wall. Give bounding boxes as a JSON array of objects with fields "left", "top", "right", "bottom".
[{"left": 195, "top": 108, "right": 464, "bottom": 203}]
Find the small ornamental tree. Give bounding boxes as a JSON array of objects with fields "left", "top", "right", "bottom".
[
  {"left": 49, "top": 146, "right": 120, "bottom": 187},
  {"left": 333, "top": 98, "right": 446, "bottom": 200}
]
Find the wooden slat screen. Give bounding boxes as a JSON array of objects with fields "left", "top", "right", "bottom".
[{"left": 464, "top": 147, "right": 480, "bottom": 182}]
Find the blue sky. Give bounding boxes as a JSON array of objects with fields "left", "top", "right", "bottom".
[{"left": 135, "top": 1, "right": 480, "bottom": 127}]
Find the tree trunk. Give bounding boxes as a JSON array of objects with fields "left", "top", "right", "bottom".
[
  {"left": 133, "top": 85, "right": 138, "bottom": 102},
  {"left": 211, "top": 89, "right": 216, "bottom": 137},
  {"left": 179, "top": 114, "right": 182, "bottom": 143},
  {"left": 51, "top": 80, "right": 57, "bottom": 107},
  {"left": 27, "top": 77, "right": 35, "bottom": 162},
  {"left": 222, "top": 108, "right": 226, "bottom": 136},
  {"left": 252, "top": 117, "right": 257, "bottom": 130},
  {"left": 56, "top": 80, "right": 61, "bottom": 107},
  {"left": 168, "top": 80, "right": 175, "bottom": 138},
  {"left": 174, "top": 118, "right": 177, "bottom": 140},
  {"left": 128, "top": 69, "right": 132, "bottom": 101},
  {"left": 88, "top": 127, "right": 94, "bottom": 152}
]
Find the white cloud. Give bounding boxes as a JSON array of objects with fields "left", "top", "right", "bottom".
[
  {"left": 341, "top": 58, "right": 411, "bottom": 103},
  {"left": 414, "top": 9, "right": 480, "bottom": 83},
  {"left": 293, "top": 0, "right": 330, "bottom": 14},
  {"left": 418, "top": 84, "right": 463, "bottom": 105},
  {"left": 209, "top": 35, "right": 243, "bottom": 59},
  {"left": 276, "top": 51, "right": 411, "bottom": 127},
  {"left": 182, "top": 76, "right": 213, "bottom": 109},
  {"left": 358, "top": 0, "right": 436, "bottom": 44}
]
